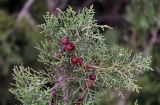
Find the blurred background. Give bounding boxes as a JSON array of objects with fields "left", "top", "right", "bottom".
[{"left": 0, "top": 0, "right": 160, "bottom": 105}]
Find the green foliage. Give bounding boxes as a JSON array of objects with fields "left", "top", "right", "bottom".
[
  {"left": 0, "top": 10, "right": 21, "bottom": 75},
  {"left": 10, "top": 66, "right": 51, "bottom": 105},
  {"left": 18, "top": 19, "right": 41, "bottom": 43},
  {"left": 125, "top": 0, "right": 160, "bottom": 30},
  {"left": 113, "top": 0, "right": 160, "bottom": 105},
  {"left": 0, "top": 9, "right": 42, "bottom": 105},
  {"left": 0, "top": 10, "right": 14, "bottom": 34},
  {"left": 10, "top": 6, "right": 152, "bottom": 105},
  {"left": 0, "top": 9, "right": 41, "bottom": 74}
]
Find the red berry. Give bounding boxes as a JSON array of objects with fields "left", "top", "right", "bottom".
[
  {"left": 89, "top": 74, "right": 96, "bottom": 81},
  {"left": 85, "top": 80, "right": 93, "bottom": 88},
  {"left": 64, "top": 42, "right": 75, "bottom": 51},
  {"left": 76, "top": 58, "right": 83, "bottom": 66},
  {"left": 71, "top": 57, "right": 84, "bottom": 65},
  {"left": 71, "top": 57, "right": 79, "bottom": 64},
  {"left": 60, "top": 36, "right": 69, "bottom": 45}
]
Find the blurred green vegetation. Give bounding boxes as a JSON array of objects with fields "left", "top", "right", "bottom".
[
  {"left": 0, "top": 3, "right": 41, "bottom": 104},
  {"left": 0, "top": 0, "right": 160, "bottom": 105},
  {"left": 104, "top": 0, "right": 160, "bottom": 105}
]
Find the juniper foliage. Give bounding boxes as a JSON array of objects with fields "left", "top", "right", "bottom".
[{"left": 10, "top": 6, "right": 152, "bottom": 105}]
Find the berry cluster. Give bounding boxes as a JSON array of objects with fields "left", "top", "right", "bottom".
[
  {"left": 53, "top": 36, "right": 75, "bottom": 60},
  {"left": 71, "top": 56, "right": 83, "bottom": 65},
  {"left": 53, "top": 36, "right": 97, "bottom": 105},
  {"left": 60, "top": 36, "right": 75, "bottom": 51},
  {"left": 60, "top": 36, "right": 97, "bottom": 84},
  {"left": 54, "top": 36, "right": 95, "bottom": 70}
]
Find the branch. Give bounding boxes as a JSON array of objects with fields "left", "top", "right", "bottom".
[
  {"left": 3, "top": 0, "right": 38, "bottom": 41},
  {"left": 61, "top": 79, "right": 69, "bottom": 105},
  {"left": 16, "top": 0, "right": 35, "bottom": 22},
  {"left": 144, "top": 29, "right": 157, "bottom": 56}
]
